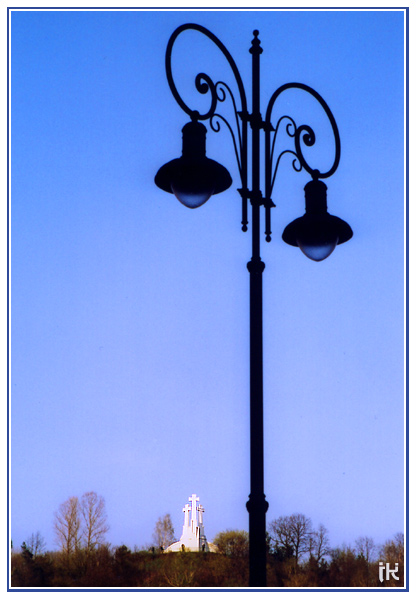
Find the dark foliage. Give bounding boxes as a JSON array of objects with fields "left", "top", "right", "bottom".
[
  {"left": 11, "top": 546, "right": 249, "bottom": 588},
  {"left": 10, "top": 533, "right": 405, "bottom": 588}
]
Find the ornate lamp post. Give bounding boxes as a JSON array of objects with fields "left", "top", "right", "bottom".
[{"left": 155, "top": 24, "right": 352, "bottom": 587}]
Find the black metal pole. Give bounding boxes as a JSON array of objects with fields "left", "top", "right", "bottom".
[
  {"left": 159, "top": 23, "right": 346, "bottom": 589},
  {"left": 246, "top": 30, "right": 268, "bottom": 588}
]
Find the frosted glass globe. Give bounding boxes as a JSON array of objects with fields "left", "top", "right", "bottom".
[
  {"left": 170, "top": 165, "right": 216, "bottom": 208},
  {"left": 296, "top": 226, "right": 339, "bottom": 261}
]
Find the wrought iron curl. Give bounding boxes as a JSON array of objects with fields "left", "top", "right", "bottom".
[
  {"left": 165, "top": 23, "right": 250, "bottom": 232},
  {"left": 270, "top": 115, "right": 297, "bottom": 159},
  {"left": 210, "top": 113, "right": 242, "bottom": 176},
  {"left": 265, "top": 82, "right": 341, "bottom": 188},
  {"left": 294, "top": 124, "right": 320, "bottom": 177},
  {"left": 215, "top": 82, "right": 227, "bottom": 103},
  {"left": 201, "top": 81, "right": 244, "bottom": 176},
  {"left": 214, "top": 81, "right": 243, "bottom": 152},
  {"left": 270, "top": 150, "right": 302, "bottom": 193},
  {"left": 297, "top": 124, "right": 316, "bottom": 148},
  {"left": 285, "top": 120, "right": 296, "bottom": 137},
  {"left": 191, "top": 73, "right": 218, "bottom": 120},
  {"left": 268, "top": 116, "right": 302, "bottom": 194},
  {"left": 165, "top": 23, "right": 248, "bottom": 122}
]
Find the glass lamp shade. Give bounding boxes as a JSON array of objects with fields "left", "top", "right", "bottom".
[
  {"left": 282, "top": 179, "right": 353, "bottom": 261},
  {"left": 287, "top": 215, "right": 340, "bottom": 261},
  {"left": 171, "top": 165, "right": 215, "bottom": 208},
  {"left": 155, "top": 121, "right": 232, "bottom": 208},
  {"left": 155, "top": 156, "right": 231, "bottom": 208}
]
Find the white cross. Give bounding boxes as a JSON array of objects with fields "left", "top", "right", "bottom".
[
  {"left": 189, "top": 494, "right": 200, "bottom": 531},
  {"left": 182, "top": 503, "right": 191, "bottom": 527},
  {"left": 198, "top": 504, "right": 205, "bottom": 525}
]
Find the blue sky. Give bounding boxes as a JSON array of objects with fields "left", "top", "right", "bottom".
[{"left": 10, "top": 7, "right": 406, "bottom": 554}]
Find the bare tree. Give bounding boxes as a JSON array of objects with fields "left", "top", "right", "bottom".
[
  {"left": 310, "top": 524, "right": 331, "bottom": 562},
  {"left": 355, "top": 535, "right": 375, "bottom": 563},
  {"left": 26, "top": 531, "right": 46, "bottom": 557},
  {"left": 152, "top": 514, "right": 175, "bottom": 550},
  {"left": 379, "top": 532, "right": 404, "bottom": 586},
  {"left": 80, "top": 491, "right": 109, "bottom": 552},
  {"left": 54, "top": 496, "right": 81, "bottom": 557},
  {"left": 269, "top": 516, "right": 294, "bottom": 559},
  {"left": 269, "top": 513, "right": 313, "bottom": 567}
]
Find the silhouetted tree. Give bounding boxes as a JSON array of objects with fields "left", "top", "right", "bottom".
[
  {"left": 310, "top": 524, "right": 331, "bottom": 562},
  {"left": 354, "top": 535, "right": 376, "bottom": 586},
  {"left": 269, "top": 514, "right": 313, "bottom": 567},
  {"left": 26, "top": 531, "right": 46, "bottom": 558},
  {"left": 20, "top": 541, "right": 33, "bottom": 562},
  {"left": 355, "top": 535, "right": 375, "bottom": 563}
]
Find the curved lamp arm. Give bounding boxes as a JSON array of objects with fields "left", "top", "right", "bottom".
[
  {"left": 165, "top": 23, "right": 250, "bottom": 228},
  {"left": 165, "top": 23, "right": 248, "bottom": 120},
  {"left": 161, "top": 26, "right": 347, "bottom": 249},
  {"left": 265, "top": 82, "right": 341, "bottom": 199}
]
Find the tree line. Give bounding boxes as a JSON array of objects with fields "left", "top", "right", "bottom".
[{"left": 11, "top": 494, "right": 404, "bottom": 588}]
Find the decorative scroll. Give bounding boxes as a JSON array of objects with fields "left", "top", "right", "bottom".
[
  {"left": 265, "top": 82, "right": 341, "bottom": 199},
  {"left": 269, "top": 116, "right": 302, "bottom": 193},
  {"left": 207, "top": 81, "right": 244, "bottom": 177},
  {"left": 164, "top": 25, "right": 341, "bottom": 242},
  {"left": 165, "top": 23, "right": 249, "bottom": 230},
  {"left": 166, "top": 23, "right": 248, "bottom": 122}
]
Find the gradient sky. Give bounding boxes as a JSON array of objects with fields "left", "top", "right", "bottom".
[{"left": 10, "top": 7, "right": 406, "bottom": 555}]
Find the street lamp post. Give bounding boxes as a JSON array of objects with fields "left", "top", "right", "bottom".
[{"left": 155, "top": 24, "right": 352, "bottom": 587}]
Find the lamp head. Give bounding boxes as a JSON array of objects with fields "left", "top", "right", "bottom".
[
  {"left": 282, "top": 179, "right": 353, "bottom": 261},
  {"left": 155, "top": 121, "right": 232, "bottom": 208}
]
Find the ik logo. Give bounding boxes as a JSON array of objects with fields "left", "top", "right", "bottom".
[{"left": 379, "top": 562, "right": 399, "bottom": 582}]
